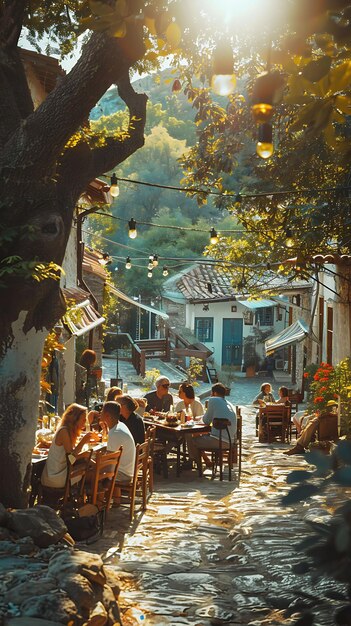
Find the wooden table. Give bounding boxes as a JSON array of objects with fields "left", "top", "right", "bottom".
[{"left": 144, "top": 418, "right": 210, "bottom": 476}]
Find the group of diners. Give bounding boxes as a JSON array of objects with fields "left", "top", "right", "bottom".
[{"left": 40, "top": 376, "right": 237, "bottom": 491}]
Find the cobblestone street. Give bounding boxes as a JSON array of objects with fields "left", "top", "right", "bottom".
[{"left": 85, "top": 407, "right": 349, "bottom": 626}]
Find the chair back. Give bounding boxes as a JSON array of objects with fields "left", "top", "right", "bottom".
[
  {"left": 318, "top": 412, "right": 338, "bottom": 441},
  {"left": 63, "top": 449, "right": 92, "bottom": 506},
  {"left": 90, "top": 448, "right": 123, "bottom": 513},
  {"left": 145, "top": 425, "right": 157, "bottom": 456},
  {"left": 260, "top": 404, "right": 290, "bottom": 443},
  {"left": 235, "top": 406, "right": 242, "bottom": 482}
]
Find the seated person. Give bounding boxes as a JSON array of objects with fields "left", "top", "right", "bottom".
[
  {"left": 284, "top": 407, "right": 332, "bottom": 455},
  {"left": 175, "top": 382, "right": 204, "bottom": 419},
  {"left": 116, "top": 395, "right": 145, "bottom": 445},
  {"left": 292, "top": 409, "right": 315, "bottom": 434},
  {"left": 41, "top": 403, "right": 99, "bottom": 488},
  {"left": 276, "top": 386, "right": 290, "bottom": 404},
  {"left": 187, "top": 383, "right": 237, "bottom": 467},
  {"left": 100, "top": 401, "right": 136, "bottom": 481},
  {"left": 105, "top": 386, "right": 123, "bottom": 401},
  {"left": 145, "top": 376, "right": 173, "bottom": 413},
  {"left": 253, "top": 382, "right": 276, "bottom": 406}
]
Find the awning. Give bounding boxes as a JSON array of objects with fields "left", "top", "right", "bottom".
[
  {"left": 238, "top": 299, "right": 278, "bottom": 309},
  {"left": 108, "top": 284, "right": 169, "bottom": 320},
  {"left": 63, "top": 287, "right": 105, "bottom": 337},
  {"left": 265, "top": 318, "right": 309, "bottom": 353}
]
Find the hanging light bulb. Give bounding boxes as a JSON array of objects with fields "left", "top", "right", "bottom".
[
  {"left": 110, "top": 173, "right": 120, "bottom": 198},
  {"left": 148, "top": 260, "right": 153, "bottom": 270},
  {"left": 285, "top": 228, "right": 294, "bottom": 248},
  {"left": 209, "top": 227, "right": 218, "bottom": 245},
  {"left": 147, "top": 269, "right": 153, "bottom": 278},
  {"left": 98, "top": 253, "right": 111, "bottom": 266},
  {"left": 125, "top": 256, "right": 132, "bottom": 269},
  {"left": 152, "top": 254, "right": 159, "bottom": 267},
  {"left": 128, "top": 218, "right": 137, "bottom": 239},
  {"left": 211, "top": 42, "right": 236, "bottom": 96},
  {"left": 162, "top": 266, "right": 169, "bottom": 277},
  {"left": 256, "top": 123, "right": 274, "bottom": 159},
  {"left": 234, "top": 193, "right": 242, "bottom": 207},
  {"left": 251, "top": 71, "right": 284, "bottom": 124},
  {"left": 172, "top": 79, "right": 182, "bottom": 92}
]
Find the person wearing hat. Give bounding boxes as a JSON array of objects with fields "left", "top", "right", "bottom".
[
  {"left": 284, "top": 401, "right": 338, "bottom": 455},
  {"left": 144, "top": 376, "right": 173, "bottom": 413}
]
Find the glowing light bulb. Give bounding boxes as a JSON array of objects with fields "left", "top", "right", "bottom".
[
  {"left": 251, "top": 103, "right": 273, "bottom": 124},
  {"left": 211, "top": 74, "right": 236, "bottom": 96},
  {"left": 285, "top": 228, "right": 294, "bottom": 248},
  {"left": 147, "top": 269, "right": 153, "bottom": 278},
  {"left": 209, "top": 227, "right": 218, "bottom": 245},
  {"left": 128, "top": 218, "right": 137, "bottom": 239},
  {"left": 162, "top": 266, "right": 169, "bottom": 277},
  {"left": 110, "top": 173, "right": 120, "bottom": 198},
  {"left": 256, "top": 123, "right": 273, "bottom": 159},
  {"left": 125, "top": 256, "right": 131, "bottom": 269},
  {"left": 152, "top": 254, "right": 159, "bottom": 267}
]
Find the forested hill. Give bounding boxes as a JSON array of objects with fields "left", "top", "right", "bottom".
[{"left": 88, "top": 71, "right": 245, "bottom": 299}]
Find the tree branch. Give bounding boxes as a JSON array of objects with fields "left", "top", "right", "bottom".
[
  {"left": 1, "top": 22, "right": 145, "bottom": 178},
  {"left": 58, "top": 72, "right": 147, "bottom": 194}
]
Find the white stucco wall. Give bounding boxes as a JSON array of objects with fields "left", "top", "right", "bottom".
[
  {"left": 185, "top": 300, "right": 286, "bottom": 369},
  {"left": 61, "top": 228, "right": 77, "bottom": 289}
]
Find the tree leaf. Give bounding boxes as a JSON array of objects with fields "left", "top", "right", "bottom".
[
  {"left": 107, "top": 20, "right": 127, "bottom": 38},
  {"left": 302, "top": 56, "right": 332, "bottom": 82},
  {"left": 335, "top": 95, "right": 351, "bottom": 114},
  {"left": 165, "top": 22, "right": 182, "bottom": 48},
  {"left": 328, "top": 61, "right": 351, "bottom": 93}
]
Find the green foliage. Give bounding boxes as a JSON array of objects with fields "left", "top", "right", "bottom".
[
  {"left": 0, "top": 256, "right": 62, "bottom": 289},
  {"left": 304, "top": 359, "right": 351, "bottom": 434},
  {"left": 185, "top": 357, "right": 203, "bottom": 386},
  {"left": 142, "top": 368, "right": 160, "bottom": 390}
]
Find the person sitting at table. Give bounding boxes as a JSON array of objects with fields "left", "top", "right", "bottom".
[
  {"left": 283, "top": 409, "right": 324, "bottom": 455},
  {"left": 253, "top": 382, "right": 276, "bottom": 406},
  {"left": 116, "top": 395, "right": 145, "bottom": 445},
  {"left": 41, "top": 403, "right": 100, "bottom": 489},
  {"left": 175, "top": 383, "right": 204, "bottom": 419},
  {"left": 276, "top": 386, "right": 290, "bottom": 404},
  {"left": 105, "top": 386, "right": 123, "bottom": 401},
  {"left": 187, "top": 383, "right": 236, "bottom": 468},
  {"left": 145, "top": 376, "right": 173, "bottom": 413},
  {"left": 100, "top": 401, "right": 136, "bottom": 482}
]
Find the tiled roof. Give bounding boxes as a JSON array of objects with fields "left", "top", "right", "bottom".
[
  {"left": 20, "top": 48, "right": 65, "bottom": 93},
  {"left": 167, "top": 264, "right": 311, "bottom": 303},
  {"left": 83, "top": 248, "right": 107, "bottom": 279}
]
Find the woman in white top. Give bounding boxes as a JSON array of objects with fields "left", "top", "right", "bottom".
[
  {"left": 175, "top": 383, "right": 204, "bottom": 418},
  {"left": 41, "top": 403, "right": 99, "bottom": 488}
]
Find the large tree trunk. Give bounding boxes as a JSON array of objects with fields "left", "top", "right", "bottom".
[{"left": 0, "top": 314, "right": 47, "bottom": 507}]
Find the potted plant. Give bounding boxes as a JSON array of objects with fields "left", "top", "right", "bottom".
[{"left": 243, "top": 336, "right": 260, "bottom": 378}]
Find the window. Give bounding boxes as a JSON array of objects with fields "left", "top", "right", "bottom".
[
  {"left": 195, "top": 317, "right": 213, "bottom": 342},
  {"left": 256, "top": 307, "right": 274, "bottom": 326}
]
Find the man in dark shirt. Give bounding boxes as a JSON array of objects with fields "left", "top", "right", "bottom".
[
  {"left": 145, "top": 376, "right": 173, "bottom": 413},
  {"left": 117, "top": 395, "right": 145, "bottom": 445}
]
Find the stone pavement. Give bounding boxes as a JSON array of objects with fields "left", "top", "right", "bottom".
[{"left": 83, "top": 406, "right": 348, "bottom": 626}]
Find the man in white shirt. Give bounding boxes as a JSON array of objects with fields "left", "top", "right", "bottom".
[
  {"left": 187, "top": 383, "right": 236, "bottom": 467},
  {"left": 100, "top": 401, "right": 136, "bottom": 482}
]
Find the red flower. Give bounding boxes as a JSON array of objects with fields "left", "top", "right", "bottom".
[
  {"left": 319, "top": 386, "right": 327, "bottom": 392},
  {"left": 319, "top": 377, "right": 329, "bottom": 382},
  {"left": 303, "top": 372, "right": 309, "bottom": 378},
  {"left": 313, "top": 374, "right": 320, "bottom": 381},
  {"left": 314, "top": 396, "right": 324, "bottom": 403},
  {"left": 334, "top": 394, "right": 339, "bottom": 399}
]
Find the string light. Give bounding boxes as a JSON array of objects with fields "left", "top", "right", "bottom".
[
  {"left": 147, "top": 269, "right": 153, "bottom": 278},
  {"left": 162, "top": 266, "right": 169, "bottom": 277},
  {"left": 125, "top": 256, "right": 132, "bottom": 269},
  {"left": 285, "top": 228, "right": 294, "bottom": 248},
  {"left": 152, "top": 254, "right": 159, "bottom": 267},
  {"left": 211, "top": 42, "right": 236, "bottom": 96},
  {"left": 209, "top": 227, "right": 218, "bottom": 244},
  {"left": 147, "top": 256, "right": 154, "bottom": 270},
  {"left": 128, "top": 218, "right": 137, "bottom": 239},
  {"left": 251, "top": 71, "right": 284, "bottom": 124},
  {"left": 110, "top": 173, "right": 120, "bottom": 198},
  {"left": 256, "top": 123, "right": 274, "bottom": 159},
  {"left": 98, "top": 253, "right": 111, "bottom": 266}
]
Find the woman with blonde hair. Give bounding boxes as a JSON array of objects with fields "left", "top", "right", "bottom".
[{"left": 41, "top": 403, "right": 99, "bottom": 488}]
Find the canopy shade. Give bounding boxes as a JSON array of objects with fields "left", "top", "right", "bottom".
[
  {"left": 108, "top": 284, "right": 169, "bottom": 320},
  {"left": 63, "top": 287, "right": 105, "bottom": 337},
  {"left": 265, "top": 319, "right": 309, "bottom": 354},
  {"left": 238, "top": 299, "right": 277, "bottom": 309}
]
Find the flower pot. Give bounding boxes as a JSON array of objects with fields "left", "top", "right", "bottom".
[{"left": 246, "top": 365, "right": 256, "bottom": 378}]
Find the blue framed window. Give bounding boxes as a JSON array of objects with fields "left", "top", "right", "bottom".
[
  {"left": 257, "top": 307, "right": 274, "bottom": 326},
  {"left": 195, "top": 317, "right": 213, "bottom": 342}
]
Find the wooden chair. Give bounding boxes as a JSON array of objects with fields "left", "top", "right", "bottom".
[
  {"left": 113, "top": 440, "right": 150, "bottom": 521},
  {"left": 40, "top": 450, "right": 92, "bottom": 510},
  {"left": 260, "top": 405, "right": 290, "bottom": 443},
  {"left": 86, "top": 448, "right": 122, "bottom": 519},
  {"left": 145, "top": 425, "right": 156, "bottom": 494},
  {"left": 317, "top": 412, "right": 338, "bottom": 441},
  {"left": 197, "top": 414, "right": 240, "bottom": 482}
]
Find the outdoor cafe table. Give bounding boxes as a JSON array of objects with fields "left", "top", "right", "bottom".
[{"left": 143, "top": 417, "right": 210, "bottom": 476}]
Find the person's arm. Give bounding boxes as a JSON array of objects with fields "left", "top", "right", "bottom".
[
  {"left": 252, "top": 393, "right": 262, "bottom": 406},
  {"left": 56, "top": 428, "right": 99, "bottom": 456},
  {"left": 202, "top": 399, "right": 215, "bottom": 426}
]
